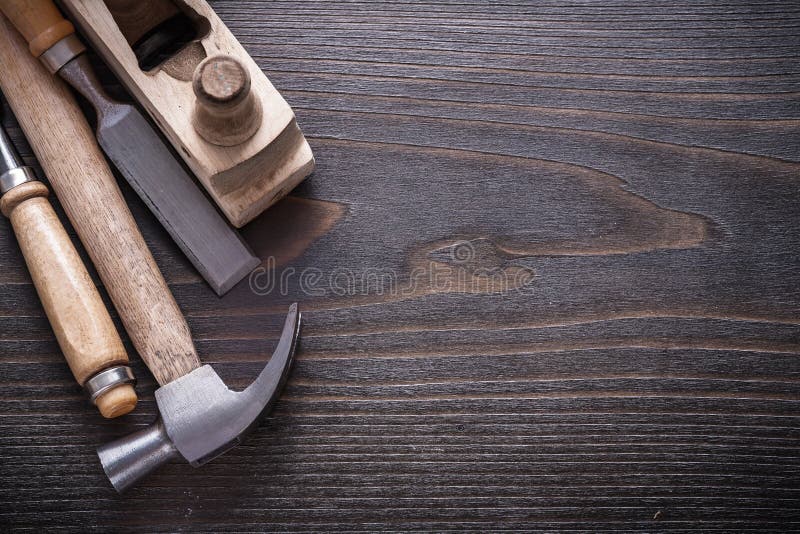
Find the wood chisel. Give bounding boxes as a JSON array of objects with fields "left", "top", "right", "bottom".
[
  {"left": 0, "top": 0, "right": 260, "bottom": 296},
  {"left": 0, "top": 113, "right": 137, "bottom": 418},
  {"left": 0, "top": 16, "right": 200, "bottom": 387}
]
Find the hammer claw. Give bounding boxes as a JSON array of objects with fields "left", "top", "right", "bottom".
[
  {"left": 97, "top": 304, "right": 301, "bottom": 493},
  {"left": 241, "top": 303, "right": 300, "bottom": 434}
]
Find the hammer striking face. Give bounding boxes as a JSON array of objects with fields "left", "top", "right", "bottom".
[{"left": 98, "top": 304, "right": 300, "bottom": 492}]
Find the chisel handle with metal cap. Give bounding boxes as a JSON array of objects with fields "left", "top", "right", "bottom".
[
  {"left": 0, "top": 15, "right": 201, "bottom": 386},
  {"left": 0, "top": 0, "right": 260, "bottom": 296},
  {"left": 0, "top": 0, "right": 72, "bottom": 57},
  {"left": 0, "top": 121, "right": 137, "bottom": 418}
]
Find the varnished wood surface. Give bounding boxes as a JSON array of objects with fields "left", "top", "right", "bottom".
[{"left": 1, "top": 0, "right": 799, "bottom": 531}]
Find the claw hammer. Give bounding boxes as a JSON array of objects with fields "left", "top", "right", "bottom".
[{"left": 0, "top": 13, "right": 300, "bottom": 492}]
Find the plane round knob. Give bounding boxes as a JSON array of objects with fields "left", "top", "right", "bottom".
[{"left": 192, "top": 55, "right": 263, "bottom": 146}]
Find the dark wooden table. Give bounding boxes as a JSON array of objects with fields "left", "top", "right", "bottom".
[{"left": 2, "top": 1, "right": 799, "bottom": 531}]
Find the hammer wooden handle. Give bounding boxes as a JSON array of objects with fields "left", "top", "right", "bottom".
[
  {"left": 0, "top": 0, "right": 75, "bottom": 57},
  {"left": 1, "top": 181, "right": 136, "bottom": 417},
  {"left": 0, "top": 15, "right": 200, "bottom": 385}
]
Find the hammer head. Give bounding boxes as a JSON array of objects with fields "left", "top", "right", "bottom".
[{"left": 98, "top": 304, "right": 300, "bottom": 492}]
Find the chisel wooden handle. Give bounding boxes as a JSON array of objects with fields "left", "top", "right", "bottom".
[
  {"left": 1, "top": 181, "right": 136, "bottom": 417},
  {"left": 0, "top": 15, "right": 201, "bottom": 385},
  {"left": 0, "top": 0, "right": 75, "bottom": 57}
]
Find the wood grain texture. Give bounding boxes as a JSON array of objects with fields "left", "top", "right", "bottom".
[{"left": 1, "top": 0, "right": 799, "bottom": 531}]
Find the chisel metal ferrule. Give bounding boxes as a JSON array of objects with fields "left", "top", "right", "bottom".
[
  {"left": 0, "top": 166, "right": 36, "bottom": 195},
  {"left": 0, "top": 123, "right": 37, "bottom": 194},
  {"left": 39, "top": 34, "right": 85, "bottom": 74},
  {"left": 85, "top": 365, "right": 137, "bottom": 405}
]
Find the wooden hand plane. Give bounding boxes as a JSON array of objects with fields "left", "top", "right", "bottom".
[{"left": 59, "top": 0, "right": 315, "bottom": 228}]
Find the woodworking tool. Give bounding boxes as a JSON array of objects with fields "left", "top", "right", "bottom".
[
  {"left": 1, "top": 25, "right": 301, "bottom": 492},
  {"left": 61, "top": 0, "right": 315, "bottom": 228},
  {"left": 0, "top": 0, "right": 260, "bottom": 296},
  {"left": 0, "top": 110, "right": 137, "bottom": 418},
  {"left": 98, "top": 304, "right": 300, "bottom": 493},
  {"left": 0, "top": 16, "right": 199, "bottom": 389},
  {"left": 192, "top": 55, "right": 264, "bottom": 147}
]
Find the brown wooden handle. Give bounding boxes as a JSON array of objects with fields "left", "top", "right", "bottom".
[
  {"left": 1, "top": 181, "right": 136, "bottom": 417},
  {"left": 0, "top": 16, "right": 200, "bottom": 386},
  {"left": 0, "top": 0, "right": 75, "bottom": 57}
]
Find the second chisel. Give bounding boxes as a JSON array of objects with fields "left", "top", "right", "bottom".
[{"left": 0, "top": 113, "right": 137, "bottom": 418}]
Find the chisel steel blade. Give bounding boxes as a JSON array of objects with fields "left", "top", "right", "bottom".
[
  {"left": 59, "top": 56, "right": 259, "bottom": 296},
  {"left": 98, "top": 106, "right": 259, "bottom": 294}
]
